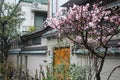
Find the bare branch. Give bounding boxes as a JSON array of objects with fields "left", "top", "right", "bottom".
[{"left": 107, "top": 65, "right": 120, "bottom": 80}]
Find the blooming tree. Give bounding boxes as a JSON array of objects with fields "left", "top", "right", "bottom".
[{"left": 45, "top": 2, "right": 120, "bottom": 80}]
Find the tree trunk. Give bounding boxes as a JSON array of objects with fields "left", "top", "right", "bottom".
[
  {"left": 96, "top": 73, "right": 101, "bottom": 80},
  {"left": 95, "top": 57, "right": 106, "bottom": 80}
]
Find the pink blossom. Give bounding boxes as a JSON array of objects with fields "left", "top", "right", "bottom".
[
  {"left": 76, "top": 36, "right": 82, "bottom": 41},
  {"left": 86, "top": 3, "right": 90, "bottom": 7},
  {"left": 89, "top": 22, "right": 94, "bottom": 27},
  {"left": 118, "top": 42, "right": 120, "bottom": 45},
  {"left": 104, "top": 16, "right": 109, "bottom": 20},
  {"left": 45, "top": 3, "right": 120, "bottom": 47},
  {"left": 72, "top": 4, "right": 77, "bottom": 10}
]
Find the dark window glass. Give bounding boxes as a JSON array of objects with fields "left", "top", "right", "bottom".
[
  {"left": 32, "top": 37, "right": 41, "bottom": 45},
  {"left": 34, "top": 12, "right": 47, "bottom": 30}
]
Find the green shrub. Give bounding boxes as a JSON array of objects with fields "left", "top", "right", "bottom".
[{"left": 45, "top": 64, "right": 90, "bottom": 80}]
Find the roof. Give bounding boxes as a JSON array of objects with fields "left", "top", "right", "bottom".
[
  {"left": 9, "top": 50, "right": 47, "bottom": 55},
  {"left": 42, "top": 29, "right": 59, "bottom": 38},
  {"left": 73, "top": 48, "right": 120, "bottom": 54},
  {"left": 21, "top": 26, "right": 51, "bottom": 40},
  {"left": 9, "top": 46, "right": 48, "bottom": 55},
  {"left": 61, "top": 0, "right": 120, "bottom": 7},
  {"left": 107, "top": 39, "right": 120, "bottom": 47},
  {"left": 61, "top": 0, "right": 88, "bottom": 7},
  {"left": 22, "top": 0, "right": 48, "bottom": 5},
  {"left": 20, "top": 50, "right": 47, "bottom": 54}
]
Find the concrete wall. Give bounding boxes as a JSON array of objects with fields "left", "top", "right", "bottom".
[
  {"left": 8, "top": 36, "right": 120, "bottom": 79},
  {"left": 8, "top": 52, "right": 120, "bottom": 80},
  {"left": 72, "top": 55, "right": 120, "bottom": 80},
  {"left": 101, "top": 57, "right": 120, "bottom": 80},
  {"left": 22, "top": 54, "right": 48, "bottom": 76},
  {"left": 8, "top": 54, "right": 48, "bottom": 77},
  {"left": 8, "top": 37, "right": 49, "bottom": 77}
]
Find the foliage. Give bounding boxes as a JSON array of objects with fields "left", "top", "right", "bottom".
[
  {"left": 44, "top": 64, "right": 92, "bottom": 80},
  {"left": 45, "top": 2, "right": 120, "bottom": 80},
  {"left": 0, "top": 2, "right": 24, "bottom": 39},
  {"left": 0, "top": 1, "right": 24, "bottom": 62},
  {"left": 70, "top": 64, "right": 86, "bottom": 80},
  {"left": 46, "top": 3, "right": 120, "bottom": 49},
  {"left": 0, "top": 61, "right": 16, "bottom": 79},
  {"left": 28, "top": 26, "right": 36, "bottom": 32},
  {"left": 0, "top": 61, "right": 31, "bottom": 80}
]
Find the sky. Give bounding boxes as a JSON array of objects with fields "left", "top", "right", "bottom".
[
  {"left": 52, "top": 0, "right": 68, "bottom": 15},
  {"left": 52, "top": 0, "right": 68, "bottom": 12}
]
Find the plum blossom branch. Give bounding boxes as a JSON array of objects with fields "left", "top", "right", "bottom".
[{"left": 45, "top": 2, "right": 120, "bottom": 56}]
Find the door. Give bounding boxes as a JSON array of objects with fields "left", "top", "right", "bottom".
[{"left": 53, "top": 47, "right": 70, "bottom": 80}]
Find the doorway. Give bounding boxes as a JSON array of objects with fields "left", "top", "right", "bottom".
[{"left": 53, "top": 47, "right": 70, "bottom": 80}]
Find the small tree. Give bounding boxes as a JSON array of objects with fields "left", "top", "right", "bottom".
[
  {"left": 45, "top": 2, "right": 120, "bottom": 80},
  {"left": 0, "top": 0, "right": 24, "bottom": 63}
]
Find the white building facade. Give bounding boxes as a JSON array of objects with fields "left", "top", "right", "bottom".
[{"left": 19, "top": 0, "right": 48, "bottom": 34}]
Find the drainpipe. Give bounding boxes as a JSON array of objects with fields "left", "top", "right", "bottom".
[
  {"left": 56, "top": 0, "right": 58, "bottom": 12},
  {"left": 47, "top": 0, "right": 50, "bottom": 18},
  {"left": 52, "top": 0, "right": 53, "bottom": 17}
]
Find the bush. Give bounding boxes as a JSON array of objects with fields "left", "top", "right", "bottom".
[{"left": 45, "top": 64, "right": 91, "bottom": 80}]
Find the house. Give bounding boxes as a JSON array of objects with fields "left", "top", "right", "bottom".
[
  {"left": 8, "top": 0, "right": 50, "bottom": 77},
  {"left": 8, "top": 0, "right": 120, "bottom": 79},
  {"left": 19, "top": 0, "right": 48, "bottom": 34},
  {"left": 43, "top": 0, "right": 120, "bottom": 80}
]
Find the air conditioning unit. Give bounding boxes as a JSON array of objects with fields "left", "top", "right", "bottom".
[{"left": 32, "top": 2, "right": 41, "bottom": 9}]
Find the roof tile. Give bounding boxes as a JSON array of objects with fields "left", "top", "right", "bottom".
[{"left": 22, "top": 0, "right": 48, "bottom": 5}]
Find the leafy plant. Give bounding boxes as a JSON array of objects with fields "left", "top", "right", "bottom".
[
  {"left": 70, "top": 64, "right": 86, "bottom": 80},
  {"left": 0, "top": 0, "right": 24, "bottom": 63},
  {"left": 28, "top": 26, "right": 36, "bottom": 32},
  {"left": 44, "top": 64, "right": 92, "bottom": 80}
]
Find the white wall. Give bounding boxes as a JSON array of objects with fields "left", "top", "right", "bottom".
[
  {"left": 101, "top": 57, "right": 120, "bottom": 80},
  {"left": 73, "top": 55, "right": 120, "bottom": 80},
  {"left": 41, "top": 38, "right": 47, "bottom": 46},
  {"left": 8, "top": 54, "right": 48, "bottom": 77},
  {"left": 8, "top": 36, "right": 120, "bottom": 79},
  {"left": 26, "top": 55, "right": 48, "bottom": 76},
  {"left": 21, "top": 3, "right": 33, "bottom": 26}
]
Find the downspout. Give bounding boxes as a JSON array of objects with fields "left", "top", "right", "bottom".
[
  {"left": 56, "top": 0, "right": 58, "bottom": 12},
  {"left": 47, "top": 0, "right": 50, "bottom": 18},
  {"left": 52, "top": 0, "right": 53, "bottom": 17}
]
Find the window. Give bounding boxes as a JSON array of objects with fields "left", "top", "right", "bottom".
[
  {"left": 34, "top": 12, "right": 47, "bottom": 30},
  {"left": 32, "top": 37, "right": 41, "bottom": 45},
  {"left": 25, "top": 37, "right": 41, "bottom": 46}
]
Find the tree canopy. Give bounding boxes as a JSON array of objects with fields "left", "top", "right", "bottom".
[
  {"left": 45, "top": 2, "right": 120, "bottom": 80},
  {"left": 0, "top": 0, "right": 24, "bottom": 62}
]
